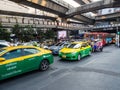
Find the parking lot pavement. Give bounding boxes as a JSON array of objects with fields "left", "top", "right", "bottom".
[{"left": 1, "top": 45, "right": 120, "bottom": 90}]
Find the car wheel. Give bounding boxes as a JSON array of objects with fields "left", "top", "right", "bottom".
[
  {"left": 88, "top": 51, "right": 92, "bottom": 56},
  {"left": 40, "top": 60, "right": 49, "bottom": 71},
  {"left": 78, "top": 55, "right": 81, "bottom": 60}
]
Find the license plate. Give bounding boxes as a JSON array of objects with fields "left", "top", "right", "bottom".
[{"left": 62, "top": 55, "right": 66, "bottom": 58}]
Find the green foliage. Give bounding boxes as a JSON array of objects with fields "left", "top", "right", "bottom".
[
  {"left": 0, "top": 24, "right": 56, "bottom": 42},
  {"left": 11, "top": 24, "right": 36, "bottom": 42},
  {"left": 11, "top": 24, "right": 22, "bottom": 41},
  {"left": 0, "top": 23, "right": 11, "bottom": 41},
  {"left": 44, "top": 29, "right": 55, "bottom": 39},
  {"left": 36, "top": 28, "right": 44, "bottom": 42},
  {"left": 23, "top": 25, "right": 34, "bottom": 42}
]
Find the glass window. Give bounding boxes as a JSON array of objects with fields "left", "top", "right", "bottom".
[
  {"left": 0, "top": 44, "right": 7, "bottom": 48},
  {"left": 59, "top": 43, "right": 64, "bottom": 46},
  {"left": 81, "top": 43, "right": 87, "bottom": 47},
  {"left": 55, "top": 42, "right": 61, "bottom": 46},
  {"left": 23, "top": 48, "right": 40, "bottom": 56},
  {"left": 68, "top": 44, "right": 81, "bottom": 48},
  {"left": 2, "top": 49, "right": 22, "bottom": 60},
  {"left": 64, "top": 44, "right": 69, "bottom": 47}
]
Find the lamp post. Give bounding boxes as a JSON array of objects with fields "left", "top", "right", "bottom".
[{"left": 116, "top": 18, "right": 119, "bottom": 47}]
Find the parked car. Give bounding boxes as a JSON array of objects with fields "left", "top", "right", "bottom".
[
  {"left": 22, "top": 41, "right": 40, "bottom": 47},
  {"left": 59, "top": 41, "right": 92, "bottom": 60},
  {"left": 0, "top": 40, "right": 12, "bottom": 48},
  {"left": 0, "top": 43, "right": 10, "bottom": 48},
  {"left": 0, "top": 46, "right": 54, "bottom": 80},
  {"left": 49, "top": 41, "right": 70, "bottom": 54}
]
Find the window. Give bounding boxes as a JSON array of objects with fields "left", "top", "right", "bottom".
[
  {"left": 68, "top": 44, "right": 81, "bottom": 48},
  {"left": 23, "top": 48, "right": 40, "bottom": 56},
  {"left": 64, "top": 44, "right": 69, "bottom": 47},
  {"left": 81, "top": 43, "right": 87, "bottom": 47},
  {"left": 2, "top": 49, "right": 22, "bottom": 60},
  {"left": 0, "top": 44, "right": 7, "bottom": 48},
  {"left": 55, "top": 42, "right": 62, "bottom": 46}
]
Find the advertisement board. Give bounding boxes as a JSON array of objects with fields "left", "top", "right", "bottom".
[{"left": 58, "top": 31, "right": 67, "bottom": 39}]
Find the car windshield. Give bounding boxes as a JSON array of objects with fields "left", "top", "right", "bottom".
[
  {"left": 55, "top": 43, "right": 63, "bottom": 46},
  {"left": 67, "top": 43, "right": 81, "bottom": 48},
  {"left": 64, "top": 44, "right": 69, "bottom": 47},
  {"left": 55, "top": 43, "right": 60, "bottom": 46}
]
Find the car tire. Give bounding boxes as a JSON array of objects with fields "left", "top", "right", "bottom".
[
  {"left": 39, "top": 60, "right": 49, "bottom": 71},
  {"left": 78, "top": 55, "right": 81, "bottom": 61}
]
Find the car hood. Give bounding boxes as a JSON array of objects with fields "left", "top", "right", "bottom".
[
  {"left": 49, "top": 46, "right": 60, "bottom": 50},
  {"left": 40, "top": 48, "right": 52, "bottom": 54},
  {"left": 60, "top": 48, "right": 78, "bottom": 53}
]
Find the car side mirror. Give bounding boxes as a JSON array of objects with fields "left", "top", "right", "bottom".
[{"left": 0, "top": 58, "right": 5, "bottom": 62}]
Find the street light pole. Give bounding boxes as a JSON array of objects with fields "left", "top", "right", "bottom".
[{"left": 116, "top": 18, "right": 119, "bottom": 47}]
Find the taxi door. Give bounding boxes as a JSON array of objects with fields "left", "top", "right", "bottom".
[
  {"left": 84, "top": 43, "right": 91, "bottom": 55},
  {"left": 80, "top": 43, "right": 89, "bottom": 57},
  {"left": 0, "top": 49, "right": 23, "bottom": 80},
  {"left": 80, "top": 45, "right": 86, "bottom": 57},
  {"left": 21, "top": 48, "right": 42, "bottom": 72}
]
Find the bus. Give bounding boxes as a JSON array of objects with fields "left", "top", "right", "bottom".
[{"left": 84, "top": 32, "right": 113, "bottom": 46}]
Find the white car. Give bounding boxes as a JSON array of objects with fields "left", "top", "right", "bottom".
[
  {"left": 0, "top": 42, "right": 11, "bottom": 48},
  {"left": 22, "top": 41, "right": 40, "bottom": 47}
]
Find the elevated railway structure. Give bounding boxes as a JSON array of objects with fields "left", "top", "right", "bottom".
[{"left": 9, "top": 0, "right": 94, "bottom": 24}]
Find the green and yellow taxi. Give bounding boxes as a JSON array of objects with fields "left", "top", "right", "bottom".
[
  {"left": 0, "top": 46, "right": 53, "bottom": 80},
  {"left": 59, "top": 41, "right": 92, "bottom": 60}
]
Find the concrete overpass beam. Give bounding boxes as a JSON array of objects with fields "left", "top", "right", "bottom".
[
  {"left": 67, "top": 0, "right": 117, "bottom": 17},
  {"left": 9, "top": 0, "right": 68, "bottom": 15}
]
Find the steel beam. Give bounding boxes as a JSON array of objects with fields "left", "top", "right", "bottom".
[
  {"left": 67, "top": 0, "right": 118, "bottom": 17},
  {"left": 0, "top": 10, "right": 57, "bottom": 20},
  {"left": 74, "top": 0, "right": 86, "bottom": 5},
  {"left": 73, "top": 15, "right": 95, "bottom": 24},
  {"left": 9, "top": 0, "right": 68, "bottom": 16},
  {"left": 95, "top": 12, "right": 120, "bottom": 21},
  {"left": 74, "top": 0, "right": 92, "bottom": 5},
  {"left": 74, "top": 0, "right": 97, "bottom": 15},
  {"left": 9, "top": 0, "right": 94, "bottom": 24}
]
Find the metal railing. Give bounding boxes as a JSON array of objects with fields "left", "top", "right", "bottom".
[{"left": 0, "top": 16, "right": 88, "bottom": 30}]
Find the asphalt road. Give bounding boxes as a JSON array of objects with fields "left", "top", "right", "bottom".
[{"left": 1, "top": 45, "right": 120, "bottom": 90}]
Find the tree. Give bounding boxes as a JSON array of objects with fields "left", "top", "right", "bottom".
[
  {"left": 36, "top": 28, "right": 44, "bottom": 42},
  {"left": 0, "top": 23, "right": 11, "bottom": 41},
  {"left": 23, "top": 25, "right": 34, "bottom": 42},
  {"left": 11, "top": 24, "right": 23, "bottom": 41},
  {"left": 44, "top": 29, "right": 55, "bottom": 39},
  {"left": 11, "top": 24, "right": 36, "bottom": 42}
]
